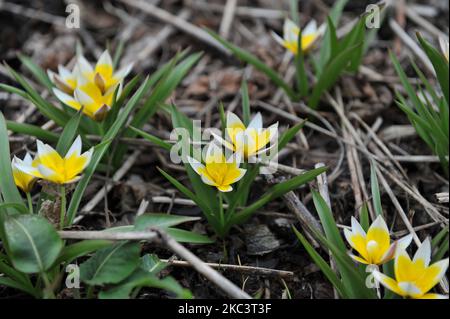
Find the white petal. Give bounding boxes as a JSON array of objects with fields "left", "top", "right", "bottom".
[
  {"left": 79, "top": 148, "right": 93, "bottom": 170},
  {"left": 23, "top": 152, "right": 34, "bottom": 165},
  {"left": 283, "top": 19, "right": 299, "bottom": 43},
  {"left": 397, "top": 234, "right": 413, "bottom": 251},
  {"left": 187, "top": 156, "right": 205, "bottom": 175},
  {"left": 114, "top": 63, "right": 133, "bottom": 80},
  {"left": 14, "top": 163, "right": 40, "bottom": 178},
  {"left": 303, "top": 19, "right": 318, "bottom": 36},
  {"left": 58, "top": 65, "right": 72, "bottom": 80},
  {"left": 226, "top": 111, "right": 244, "bottom": 129},
  {"left": 74, "top": 88, "right": 95, "bottom": 106},
  {"left": 47, "top": 69, "right": 56, "bottom": 82},
  {"left": 37, "top": 140, "right": 56, "bottom": 158},
  {"left": 369, "top": 215, "right": 389, "bottom": 234},
  {"left": 351, "top": 216, "right": 366, "bottom": 237},
  {"left": 200, "top": 174, "right": 216, "bottom": 186},
  {"left": 96, "top": 50, "right": 113, "bottom": 68},
  {"left": 65, "top": 136, "right": 82, "bottom": 158},
  {"left": 343, "top": 227, "right": 354, "bottom": 246},
  {"left": 271, "top": 31, "right": 285, "bottom": 46},
  {"left": 37, "top": 164, "right": 57, "bottom": 179},
  {"left": 413, "top": 237, "right": 431, "bottom": 267},
  {"left": 229, "top": 168, "right": 246, "bottom": 184},
  {"left": 248, "top": 112, "right": 263, "bottom": 129},
  {"left": 77, "top": 54, "right": 93, "bottom": 74},
  {"left": 398, "top": 281, "right": 422, "bottom": 297},
  {"left": 53, "top": 88, "right": 77, "bottom": 106},
  {"left": 267, "top": 122, "right": 279, "bottom": 141}
]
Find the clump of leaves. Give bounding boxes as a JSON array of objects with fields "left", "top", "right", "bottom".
[
  {"left": 390, "top": 34, "right": 449, "bottom": 176},
  {"left": 207, "top": 0, "right": 383, "bottom": 108}
]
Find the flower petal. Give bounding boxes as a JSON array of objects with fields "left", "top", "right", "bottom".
[
  {"left": 303, "top": 19, "right": 317, "bottom": 36},
  {"left": 248, "top": 112, "right": 263, "bottom": 129},
  {"left": 413, "top": 237, "right": 432, "bottom": 267},
  {"left": 372, "top": 270, "right": 404, "bottom": 296},
  {"left": 65, "top": 135, "right": 82, "bottom": 158},
  {"left": 187, "top": 156, "right": 205, "bottom": 175}
]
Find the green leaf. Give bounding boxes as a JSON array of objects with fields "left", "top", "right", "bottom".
[
  {"left": 231, "top": 166, "right": 327, "bottom": 225},
  {"left": 0, "top": 113, "right": 24, "bottom": 209},
  {"left": 4, "top": 214, "right": 63, "bottom": 273},
  {"left": 417, "top": 33, "right": 449, "bottom": 105},
  {"left": 312, "top": 190, "right": 347, "bottom": 252},
  {"left": 130, "top": 126, "right": 172, "bottom": 151},
  {"left": 18, "top": 54, "right": 53, "bottom": 90},
  {"left": 66, "top": 77, "right": 153, "bottom": 225},
  {"left": 293, "top": 227, "right": 349, "bottom": 298},
  {"left": 241, "top": 80, "right": 251, "bottom": 126},
  {"left": 4, "top": 64, "right": 69, "bottom": 126},
  {"left": 370, "top": 162, "right": 383, "bottom": 217},
  {"left": 56, "top": 110, "right": 82, "bottom": 156},
  {"left": 166, "top": 228, "right": 213, "bottom": 244},
  {"left": 207, "top": 29, "right": 297, "bottom": 101},
  {"left": 99, "top": 269, "right": 191, "bottom": 299},
  {"left": 6, "top": 121, "right": 59, "bottom": 143},
  {"left": 359, "top": 203, "right": 370, "bottom": 232},
  {"left": 310, "top": 43, "right": 363, "bottom": 108},
  {"left": 135, "top": 213, "right": 200, "bottom": 229},
  {"left": 80, "top": 241, "right": 141, "bottom": 285},
  {"left": 56, "top": 240, "right": 112, "bottom": 265},
  {"left": 277, "top": 120, "right": 306, "bottom": 151}
]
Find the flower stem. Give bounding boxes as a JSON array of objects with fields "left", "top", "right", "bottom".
[
  {"left": 59, "top": 185, "right": 66, "bottom": 230},
  {"left": 26, "top": 192, "right": 33, "bottom": 214},
  {"left": 218, "top": 192, "right": 225, "bottom": 232}
]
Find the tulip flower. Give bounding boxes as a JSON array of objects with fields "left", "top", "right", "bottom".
[
  {"left": 344, "top": 215, "right": 413, "bottom": 265},
  {"left": 272, "top": 18, "right": 319, "bottom": 55},
  {"left": 77, "top": 50, "right": 133, "bottom": 93},
  {"left": 16, "top": 136, "right": 93, "bottom": 185},
  {"left": 53, "top": 77, "right": 121, "bottom": 121},
  {"left": 11, "top": 153, "right": 40, "bottom": 193},
  {"left": 373, "top": 238, "right": 449, "bottom": 299},
  {"left": 214, "top": 112, "right": 278, "bottom": 159},
  {"left": 187, "top": 143, "right": 246, "bottom": 192},
  {"left": 48, "top": 64, "right": 80, "bottom": 95}
]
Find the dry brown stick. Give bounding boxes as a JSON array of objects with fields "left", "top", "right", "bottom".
[
  {"left": 186, "top": 1, "right": 285, "bottom": 19},
  {"left": 219, "top": 0, "right": 238, "bottom": 39},
  {"left": 343, "top": 128, "right": 365, "bottom": 216},
  {"left": 59, "top": 229, "right": 251, "bottom": 299},
  {"left": 161, "top": 259, "right": 294, "bottom": 279},
  {"left": 389, "top": 18, "right": 434, "bottom": 74},
  {"left": 156, "top": 229, "right": 252, "bottom": 299},
  {"left": 436, "top": 193, "right": 449, "bottom": 204},
  {"left": 119, "top": 0, "right": 229, "bottom": 55}
]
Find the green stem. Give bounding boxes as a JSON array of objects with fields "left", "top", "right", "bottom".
[
  {"left": 26, "top": 192, "right": 33, "bottom": 214},
  {"left": 218, "top": 191, "right": 225, "bottom": 231},
  {"left": 41, "top": 272, "right": 55, "bottom": 299},
  {"left": 59, "top": 185, "right": 66, "bottom": 230}
]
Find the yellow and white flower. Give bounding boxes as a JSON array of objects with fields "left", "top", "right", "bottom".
[
  {"left": 373, "top": 238, "right": 449, "bottom": 299},
  {"left": 11, "top": 153, "right": 41, "bottom": 192},
  {"left": 214, "top": 112, "right": 278, "bottom": 159},
  {"left": 187, "top": 143, "right": 246, "bottom": 192},
  {"left": 271, "top": 18, "right": 319, "bottom": 55},
  {"left": 77, "top": 50, "right": 133, "bottom": 93},
  {"left": 53, "top": 76, "right": 121, "bottom": 121},
  {"left": 344, "top": 215, "right": 413, "bottom": 265},
  {"left": 15, "top": 136, "right": 93, "bottom": 185},
  {"left": 439, "top": 37, "right": 449, "bottom": 63},
  {"left": 47, "top": 63, "right": 80, "bottom": 95}
]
